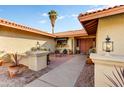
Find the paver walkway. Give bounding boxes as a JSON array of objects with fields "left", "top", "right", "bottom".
[{"left": 25, "top": 55, "right": 86, "bottom": 87}]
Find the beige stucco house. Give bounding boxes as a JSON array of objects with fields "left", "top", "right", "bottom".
[
  {"left": 79, "top": 5, "right": 124, "bottom": 87},
  {"left": 0, "top": 18, "right": 91, "bottom": 71},
  {"left": 0, "top": 19, "right": 56, "bottom": 53},
  {"left": 1, "top": 5, "right": 124, "bottom": 86},
  {"left": 0, "top": 16, "right": 96, "bottom": 71},
  {"left": 0, "top": 19, "right": 92, "bottom": 55},
  {"left": 0, "top": 19, "right": 57, "bottom": 71}
]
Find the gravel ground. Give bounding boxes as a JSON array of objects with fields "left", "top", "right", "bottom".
[
  {"left": 0, "top": 55, "right": 73, "bottom": 87},
  {"left": 74, "top": 63, "right": 94, "bottom": 87}
]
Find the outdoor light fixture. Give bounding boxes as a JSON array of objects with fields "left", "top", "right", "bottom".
[
  {"left": 103, "top": 35, "right": 113, "bottom": 55},
  {"left": 36, "top": 41, "right": 40, "bottom": 50}
]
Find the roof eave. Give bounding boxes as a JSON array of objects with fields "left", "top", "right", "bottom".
[
  {"left": 79, "top": 5, "right": 124, "bottom": 22},
  {"left": 0, "top": 19, "right": 56, "bottom": 38},
  {"left": 78, "top": 5, "right": 124, "bottom": 35}
]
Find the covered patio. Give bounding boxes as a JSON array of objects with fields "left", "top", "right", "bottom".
[{"left": 54, "top": 29, "right": 96, "bottom": 55}]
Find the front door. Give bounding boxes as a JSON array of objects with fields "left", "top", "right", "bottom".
[{"left": 79, "top": 38, "right": 95, "bottom": 54}]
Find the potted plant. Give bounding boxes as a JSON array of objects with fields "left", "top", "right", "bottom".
[
  {"left": 0, "top": 53, "right": 15, "bottom": 67},
  {"left": 63, "top": 49, "right": 68, "bottom": 56},
  {"left": 86, "top": 47, "right": 96, "bottom": 64},
  {"left": 8, "top": 53, "right": 27, "bottom": 78}
]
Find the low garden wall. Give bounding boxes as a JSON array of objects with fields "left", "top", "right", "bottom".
[{"left": 90, "top": 53, "right": 124, "bottom": 87}]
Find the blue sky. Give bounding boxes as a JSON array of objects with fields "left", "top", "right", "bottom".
[{"left": 0, "top": 5, "right": 107, "bottom": 33}]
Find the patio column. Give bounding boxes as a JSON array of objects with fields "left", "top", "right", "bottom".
[{"left": 71, "top": 37, "right": 75, "bottom": 54}]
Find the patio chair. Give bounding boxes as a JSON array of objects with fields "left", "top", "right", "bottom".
[
  {"left": 55, "top": 50, "right": 61, "bottom": 57},
  {"left": 62, "top": 49, "right": 68, "bottom": 56}
]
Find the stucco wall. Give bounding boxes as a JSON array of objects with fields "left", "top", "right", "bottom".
[
  {"left": 0, "top": 27, "right": 55, "bottom": 53},
  {"left": 96, "top": 13, "right": 124, "bottom": 55},
  {"left": 93, "top": 13, "right": 124, "bottom": 87},
  {"left": 94, "top": 60, "right": 124, "bottom": 87}
]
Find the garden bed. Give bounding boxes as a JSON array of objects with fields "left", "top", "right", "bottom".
[{"left": 74, "top": 63, "right": 94, "bottom": 87}]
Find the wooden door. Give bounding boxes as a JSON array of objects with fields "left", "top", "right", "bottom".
[{"left": 79, "top": 38, "right": 94, "bottom": 54}]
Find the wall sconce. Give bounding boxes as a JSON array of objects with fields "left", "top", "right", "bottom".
[{"left": 102, "top": 35, "right": 113, "bottom": 53}]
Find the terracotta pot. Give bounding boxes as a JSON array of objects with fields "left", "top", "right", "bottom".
[
  {"left": 8, "top": 66, "right": 20, "bottom": 78},
  {"left": 2, "top": 62, "right": 15, "bottom": 67},
  {"left": 8, "top": 64, "right": 28, "bottom": 78},
  {"left": 0, "top": 60, "right": 3, "bottom": 66},
  {"left": 0, "top": 62, "right": 2, "bottom": 66},
  {"left": 86, "top": 58, "right": 94, "bottom": 64}
]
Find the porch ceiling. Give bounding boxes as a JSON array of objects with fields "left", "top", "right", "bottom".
[{"left": 81, "top": 19, "right": 98, "bottom": 35}]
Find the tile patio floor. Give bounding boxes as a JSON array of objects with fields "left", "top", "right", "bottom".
[{"left": 25, "top": 55, "right": 86, "bottom": 87}]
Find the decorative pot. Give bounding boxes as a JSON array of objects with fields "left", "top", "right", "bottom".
[
  {"left": 8, "top": 64, "right": 28, "bottom": 78},
  {"left": 8, "top": 65, "right": 20, "bottom": 78},
  {"left": 86, "top": 58, "right": 94, "bottom": 64}
]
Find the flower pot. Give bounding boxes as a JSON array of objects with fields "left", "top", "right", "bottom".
[
  {"left": 2, "top": 62, "right": 15, "bottom": 67},
  {"left": 8, "top": 65, "right": 20, "bottom": 78},
  {"left": 8, "top": 64, "right": 28, "bottom": 78},
  {"left": 0, "top": 60, "right": 3, "bottom": 66},
  {"left": 86, "top": 58, "right": 94, "bottom": 64}
]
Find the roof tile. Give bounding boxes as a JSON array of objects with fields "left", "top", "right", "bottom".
[
  {"left": 79, "top": 5, "right": 124, "bottom": 17},
  {"left": 55, "top": 29, "right": 87, "bottom": 37},
  {"left": 0, "top": 18, "right": 56, "bottom": 37}
]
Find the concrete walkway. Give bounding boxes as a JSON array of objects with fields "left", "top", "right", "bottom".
[{"left": 25, "top": 55, "right": 86, "bottom": 87}]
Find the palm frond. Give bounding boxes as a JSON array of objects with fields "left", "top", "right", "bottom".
[
  {"left": 104, "top": 73, "right": 119, "bottom": 87},
  {"left": 104, "top": 66, "right": 124, "bottom": 87}
]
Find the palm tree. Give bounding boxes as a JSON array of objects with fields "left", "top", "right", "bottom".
[{"left": 48, "top": 10, "right": 57, "bottom": 34}]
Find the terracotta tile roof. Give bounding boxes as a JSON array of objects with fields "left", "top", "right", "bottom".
[
  {"left": 78, "top": 5, "right": 124, "bottom": 35},
  {"left": 55, "top": 29, "right": 87, "bottom": 37},
  {"left": 0, "top": 19, "right": 56, "bottom": 37},
  {"left": 80, "top": 5, "right": 123, "bottom": 16},
  {"left": 78, "top": 5, "right": 124, "bottom": 22}
]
